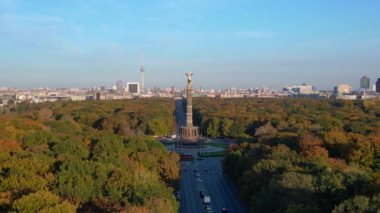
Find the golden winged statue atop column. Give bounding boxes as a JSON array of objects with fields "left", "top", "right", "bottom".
[{"left": 185, "top": 72, "right": 193, "bottom": 85}]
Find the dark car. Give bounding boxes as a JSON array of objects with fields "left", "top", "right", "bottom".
[
  {"left": 200, "top": 190, "right": 205, "bottom": 198},
  {"left": 175, "top": 191, "right": 180, "bottom": 199}
]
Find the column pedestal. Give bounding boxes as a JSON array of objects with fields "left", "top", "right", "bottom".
[{"left": 180, "top": 126, "right": 199, "bottom": 144}]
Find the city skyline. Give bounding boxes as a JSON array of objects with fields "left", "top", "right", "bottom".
[
  {"left": 0, "top": 72, "right": 379, "bottom": 92},
  {"left": 1, "top": 0, "right": 380, "bottom": 89}
]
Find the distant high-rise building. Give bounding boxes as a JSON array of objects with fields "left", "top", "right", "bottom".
[
  {"left": 283, "top": 84, "right": 314, "bottom": 95},
  {"left": 95, "top": 92, "right": 101, "bottom": 100},
  {"left": 334, "top": 84, "right": 352, "bottom": 95},
  {"left": 127, "top": 82, "right": 140, "bottom": 94},
  {"left": 360, "top": 76, "right": 370, "bottom": 90},
  {"left": 116, "top": 80, "right": 124, "bottom": 93},
  {"left": 376, "top": 78, "right": 380, "bottom": 93},
  {"left": 140, "top": 65, "right": 145, "bottom": 93}
]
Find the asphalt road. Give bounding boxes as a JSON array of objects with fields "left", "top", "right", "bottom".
[
  {"left": 180, "top": 161, "right": 205, "bottom": 213},
  {"left": 179, "top": 157, "right": 247, "bottom": 213},
  {"left": 175, "top": 98, "right": 247, "bottom": 213},
  {"left": 176, "top": 99, "right": 186, "bottom": 128},
  {"left": 195, "top": 157, "right": 246, "bottom": 213}
]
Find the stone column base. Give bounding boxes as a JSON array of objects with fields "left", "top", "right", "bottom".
[{"left": 180, "top": 126, "right": 200, "bottom": 143}]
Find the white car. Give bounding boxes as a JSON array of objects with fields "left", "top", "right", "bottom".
[{"left": 205, "top": 206, "right": 213, "bottom": 213}]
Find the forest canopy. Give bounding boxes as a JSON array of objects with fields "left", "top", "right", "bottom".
[
  {"left": 193, "top": 98, "right": 380, "bottom": 212},
  {"left": 2, "top": 97, "right": 380, "bottom": 212},
  {"left": 0, "top": 99, "right": 179, "bottom": 212}
]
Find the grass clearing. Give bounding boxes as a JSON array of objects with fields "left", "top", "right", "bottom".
[
  {"left": 198, "top": 150, "right": 226, "bottom": 157},
  {"left": 208, "top": 143, "right": 229, "bottom": 149}
]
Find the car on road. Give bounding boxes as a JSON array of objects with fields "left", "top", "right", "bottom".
[
  {"left": 197, "top": 157, "right": 204, "bottom": 161},
  {"left": 221, "top": 208, "right": 228, "bottom": 213},
  {"left": 205, "top": 206, "right": 213, "bottom": 213},
  {"left": 200, "top": 190, "right": 205, "bottom": 198},
  {"left": 195, "top": 178, "right": 203, "bottom": 183},
  {"left": 195, "top": 173, "right": 201, "bottom": 178},
  {"left": 175, "top": 191, "right": 180, "bottom": 201},
  {"left": 203, "top": 196, "right": 211, "bottom": 205},
  {"left": 180, "top": 154, "right": 193, "bottom": 161}
]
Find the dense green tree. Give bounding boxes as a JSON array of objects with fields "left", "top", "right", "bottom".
[
  {"left": 229, "top": 119, "right": 247, "bottom": 138},
  {"left": 51, "top": 138, "right": 89, "bottom": 160},
  {"left": 54, "top": 160, "right": 97, "bottom": 202},
  {"left": 12, "top": 191, "right": 76, "bottom": 213},
  {"left": 220, "top": 118, "right": 233, "bottom": 137},
  {"left": 206, "top": 117, "right": 220, "bottom": 138},
  {"left": 146, "top": 119, "right": 168, "bottom": 136},
  {"left": 332, "top": 196, "right": 369, "bottom": 213},
  {"left": 223, "top": 150, "right": 243, "bottom": 182},
  {"left": 91, "top": 135, "right": 125, "bottom": 166},
  {"left": 104, "top": 168, "right": 132, "bottom": 202},
  {"left": 22, "top": 131, "right": 54, "bottom": 151},
  {"left": 253, "top": 172, "right": 319, "bottom": 213},
  {"left": 0, "top": 153, "right": 53, "bottom": 192}
]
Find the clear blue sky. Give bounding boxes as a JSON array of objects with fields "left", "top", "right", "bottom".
[{"left": 0, "top": 0, "right": 379, "bottom": 90}]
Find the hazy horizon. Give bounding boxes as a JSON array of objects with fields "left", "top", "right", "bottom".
[{"left": 1, "top": 0, "right": 379, "bottom": 90}]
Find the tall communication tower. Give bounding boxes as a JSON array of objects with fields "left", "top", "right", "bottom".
[{"left": 140, "top": 65, "right": 145, "bottom": 93}]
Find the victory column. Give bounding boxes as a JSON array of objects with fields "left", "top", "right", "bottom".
[{"left": 179, "top": 72, "right": 200, "bottom": 144}]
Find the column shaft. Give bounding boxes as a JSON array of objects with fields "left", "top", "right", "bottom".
[{"left": 186, "top": 86, "right": 193, "bottom": 127}]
